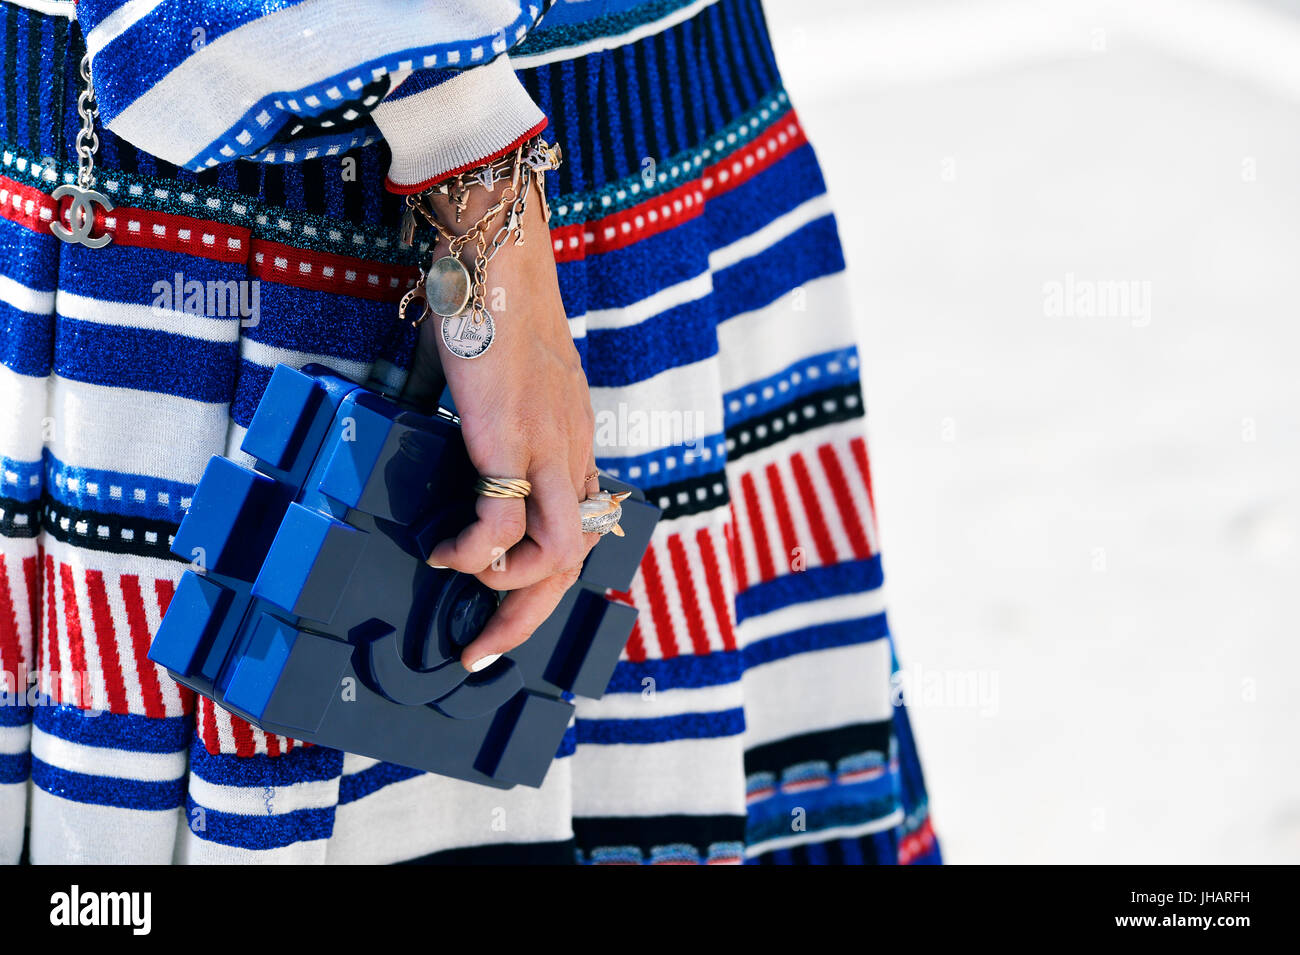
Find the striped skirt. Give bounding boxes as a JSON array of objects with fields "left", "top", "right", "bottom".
[{"left": 0, "top": 0, "right": 940, "bottom": 864}]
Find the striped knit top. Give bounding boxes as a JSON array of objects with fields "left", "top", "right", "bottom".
[{"left": 75, "top": 0, "right": 671, "bottom": 192}]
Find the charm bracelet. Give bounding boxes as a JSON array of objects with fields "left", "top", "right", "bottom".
[{"left": 397, "top": 136, "right": 563, "bottom": 359}]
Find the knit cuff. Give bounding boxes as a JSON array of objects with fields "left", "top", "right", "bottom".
[{"left": 372, "top": 55, "right": 547, "bottom": 195}]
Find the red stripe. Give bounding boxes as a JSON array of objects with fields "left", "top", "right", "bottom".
[
  {"left": 695, "top": 527, "right": 737, "bottom": 651},
  {"left": 622, "top": 618, "right": 648, "bottom": 663},
  {"left": 0, "top": 556, "right": 23, "bottom": 686},
  {"left": 549, "top": 109, "right": 808, "bottom": 264},
  {"left": 701, "top": 111, "right": 808, "bottom": 198},
  {"left": 638, "top": 545, "right": 680, "bottom": 659},
  {"left": 44, "top": 553, "right": 59, "bottom": 701},
  {"left": 0, "top": 175, "right": 59, "bottom": 233},
  {"left": 23, "top": 553, "right": 39, "bottom": 667},
  {"left": 724, "top": 514, "right": 748, "bottom": 593},
  {"left": 816, "top": 445, "right": 871, "bottom": 560},
  {"left": 0, "top": 175, "right": 251, "bottom": 264},
  {"left": 739, "top": 473, "right": 777, "bottom": 583},
  {"left": 59, "top": 563, "right": 90, "bottom": 708},
  {"left": 788, "top": 452, "right": 837, "bottom": 565},
  {"left": 229, "top": 714, "right": 257, "bottom": 757},
  {"left": 250, "top": 238, "right": 419, "bottom": 303},
  {"left": 265, "top": 733, "right": 282, "bottom": 757},
  {"left": 119, "top": 574, "right": 167, "bottom": 719},
  {"left": 154, "top": 578, "right": 176, "bottom": 616},
  {"left": 666, "top": 535, "right": 712, "bottom": 655},
  {"left": 849, "top": 435, "right": 880, "bottom": 542},
  {"left": 200, "top": 697, "right": 221, "bottom": 755},
  {"left": 85, "top": 570, "right": 130, "bottom": 715},
  {"left": 763, "top": 462, "right": 801, "bottom": 572},
  {"left": 152, "top": 577, "right": 194, "bottom": 713}
]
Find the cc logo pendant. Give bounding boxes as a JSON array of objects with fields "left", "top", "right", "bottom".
[{"left": 50, "top": 184, "right": 114, "bottom": 248}]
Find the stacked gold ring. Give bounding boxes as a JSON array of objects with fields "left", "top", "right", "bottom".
[{"left": 474, "top": 476, "right": 532, "bottom": 499}]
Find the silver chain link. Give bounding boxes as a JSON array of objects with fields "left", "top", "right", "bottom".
[{"left": 74, "top": 53, "right": 100, "bottom": 189}]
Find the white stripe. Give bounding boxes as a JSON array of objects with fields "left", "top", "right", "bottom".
[
  {"left": 46, "top": 375, "right": 230, "bottom": 486},
  {"left": 0, "top": 723, "right": 31, "bottom": 757},
  {"left": 729, "top": 481, "right": 763, "bottom": 595},
  {"left": 571, "top": 736, "right": 746, "bottom": 817},
  {"left": 715, "top": 271, "right": 857, "bottom": 395},
  {"left": 513, "top": 0, "right": 724, "bottom": 68},
  {"left": 186, "top": 773, "right": 339, "bottom": 816},
  {"left": 109, "top": 0, "right": 528, "bottom": 166},
  {"left": 575, "top": 680, "right": 742, "bottom": 722},
  {"left": 29, "top": 791, "right": 179, "bottom": 863},
  {"left": 85, "top": 0, "right": 167, "bottom": 56},
  {"left": 651, "top": 536, "right": 695, "bottom": 656},
  {"left": 710, "top": 193, "right": 835, "bottom": 272},
  {"left": 585, "top": 271, "right": 712, "bottom": 332},
  {"left": 795, "top": 440, "right": 856, "bottom": 563},
  {"left": 740, "top": 640, "right": 894, "bottom": 749},
  {"left": 239, "top": 338, "right": 371, "bottom": 382},
  {"left": 31, "top": 725, "right": 186, "bottom": 781},
  {"left": 178, "top": 836, "right": 331, "bottom": 865},
  {"left": 327, "top": 757, "right": 573, "bottom": 864},
  {"left": 738, "top": 580, "right": 887, "bottom": 648},
  {"left": 745, "top": 810, "right": 904, "bottom": 859},
  {"left": 0, "top": 273, "right": 55, "bottom": 316},
  {"left": 0, "top": 365, "right": 48, "bottom": 466},
  {"left": 57, "top": 291, "right": 241, "bottom": 344},
  {"left": 99, "top": 562, "right": 148, "bottom": 717},
  {"left": 7, "top": 0, "right": 77, "bottom": 19},
  {"left": 589, "top": 356, "right": 727, "bottom": 459}
]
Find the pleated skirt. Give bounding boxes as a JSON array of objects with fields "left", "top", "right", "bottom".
[{"left": 0, "top": 0, "right": 940, "bottom": 864}]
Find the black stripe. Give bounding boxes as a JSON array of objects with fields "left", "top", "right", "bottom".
[
  {"left": 725, "top": 382, "right": 865, "bottom": 465},
  {"left": 49, "top": 15, "right": 67, "bottom": 166},
  {"left": 744, "top": 720, "right": 894, "bottom": 777},
  {"left": 672, "top": 16, "right": 701, "bottom": 153},
  {"left": 4, "top": 5, "right": 17, "bottom": 146},
  {"left": 155, "top": 158, "right": 180, "bottom": 181},
  {"left": 611, "top": 46, "right": 639, "bottom": 177},
  {"left": 261, "top": 162, "right": 286, "bottom": 208},
  {"left": 114, "top": 138, "right": 139, "bottom": 175},
  {"left": 40, "top": 501, "right": 182, "bottom": 562},
  {"left": 651, "top": 30, "right": 682, "bottom": 158},
  {"left": 340, "top": 149, "right": 365, "bottom": 225},
  {"left": 396, "top": 838, "right": 576, "bottom": 865},
  {"left": 194, "top": 165, "right": 221, "bottom": 188},
  {"left": 719, "top": 0, "right": 762, "bottom": 110},
  {"left": 300, "top": 158, "right": 326, "bottom": 217},
  {"left": 573, "top": 813, "right": 746, "bottom": 853},
  {"left": 633, "top": 38, "right": 664, "bottom": 173},
  {"left": 636, "top": 468, "right": 729, "bottom": 522},
  {"left": 23, "top": 5, "right": 40, "bottom": 154},
  {"left": 0, "top": 497, "right": 40, "bottom": 538},
  {"left": 572, "top": 54, "right": 598, "bottom": 189},
  {"left": 235, "top": 157, "right": 262, "bottom": 200}
]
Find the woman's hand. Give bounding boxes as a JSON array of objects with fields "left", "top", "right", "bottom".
[{"left": 404, "top": 181, "right": 600, "bottom": 671}]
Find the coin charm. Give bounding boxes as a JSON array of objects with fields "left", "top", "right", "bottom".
[
  {"left": 426, "top": 255, "right": 471, "bottom": 317},
  {"left": 441, "top": 309, "right": 494, "bottom": 359}
]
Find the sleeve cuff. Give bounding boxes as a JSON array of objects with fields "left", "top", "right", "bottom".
[{"left": 371, "top": 55, "right": 547, "bottom": 195}]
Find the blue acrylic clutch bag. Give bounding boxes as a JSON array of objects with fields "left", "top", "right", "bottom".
[{"left": 149, "top": 363, "right": 659, "bottom": 789}]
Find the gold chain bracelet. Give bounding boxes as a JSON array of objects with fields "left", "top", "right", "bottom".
[{"left": 397, "top": 136, "right": 563, "bottom": 360}]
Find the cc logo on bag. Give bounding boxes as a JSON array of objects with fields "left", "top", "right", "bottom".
[{"left": 50, "top": 183, "right": 114, "bottom": 248}]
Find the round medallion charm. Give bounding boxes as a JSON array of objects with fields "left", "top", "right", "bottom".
[
  {"left": 441, "top": 309, "right": 495, "bottom": 359},
  {"left": 426, "top": 255, "right": 471, "bottom": 317}
]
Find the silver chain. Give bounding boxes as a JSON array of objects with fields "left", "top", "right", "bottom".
[{"left": 74, "top": 53, "right": 100, "bottom": 189}]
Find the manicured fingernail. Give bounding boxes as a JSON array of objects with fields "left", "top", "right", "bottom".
[
  {"left": 468, "top": 652, "right": 502, "bottom": 673},
  {"left": 428, "top": 561, "right": 449, "bottom": 569}
]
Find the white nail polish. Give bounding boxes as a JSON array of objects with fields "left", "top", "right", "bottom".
[
  {"left": 469, "top": 652, "right": 502, "bottom": 673},
  {"left": 428, "top": 562, "right": 449, "bottom": 570}
]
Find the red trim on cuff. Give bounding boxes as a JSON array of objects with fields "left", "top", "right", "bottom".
[{"left": 383, "top": 118, "right": 549, "bottom": 195}]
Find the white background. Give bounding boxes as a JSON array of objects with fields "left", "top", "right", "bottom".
[{"left": 766, "top": 0, "right": 1300, "bottom": 863}]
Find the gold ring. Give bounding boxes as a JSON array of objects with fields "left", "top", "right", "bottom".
[
  {"left": 583, "top": 470, "right": 600, "bottom": 484},
  {"left": 474, "top": 476, "right": 532, "bottom": 499}
]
